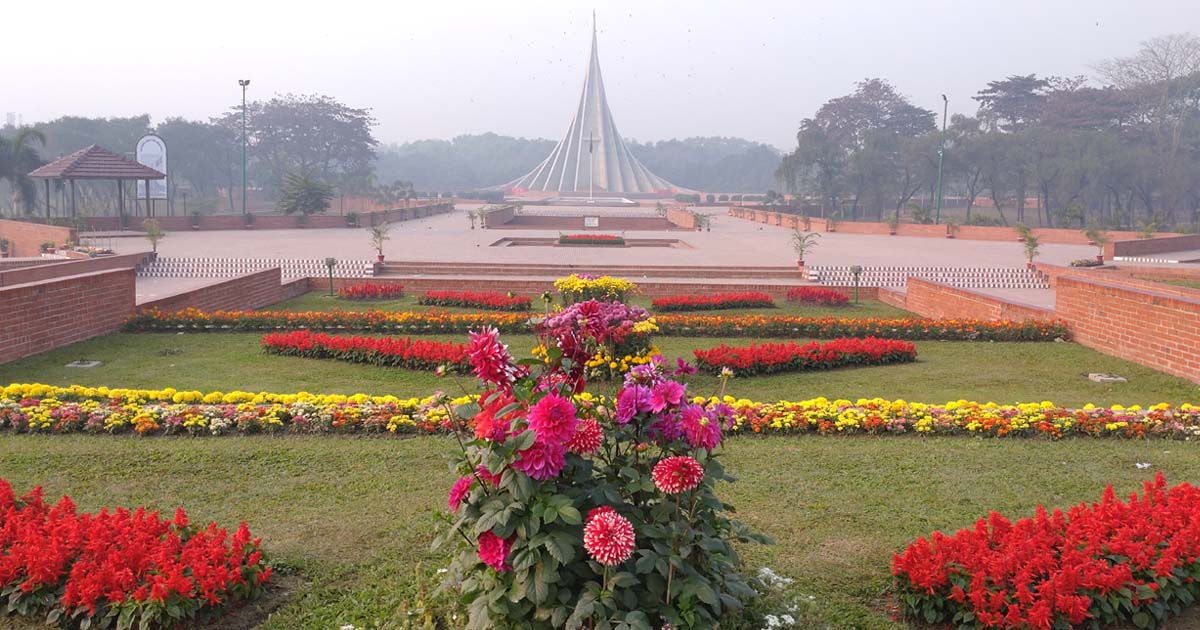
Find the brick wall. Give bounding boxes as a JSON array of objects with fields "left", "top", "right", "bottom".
[
  {"left": 725, "top": 210, "right": 1170, "bottom": 244},
  {"left": 137, "top": 269, "right": 285, "bottom": 313},
  {"left": 901, "top": 278, "right": 1053, "bottom": 321},
  {"left": 1108, "top": 234, "right": 1200, "bottom": 258},
  {"left": 0, "top": 252, "right": 155, "bottom": 287},
  {"left": 0, "top": 219, "right": 77, "bottom": 258},
  {"left": 666, "top": 207, "right": 696, "bottom": 229},
  {"left": 1056, "top": 275, "right": 1200, "bottom": 383},
  {"left": 483, "top": 205, "right": 516, "bottom": 228},
  {"left": 0, "top": 269, "right": 136, "bottom": 364},
  {"left": 0, "top": 258, "right": 59, "bottom": 272}
]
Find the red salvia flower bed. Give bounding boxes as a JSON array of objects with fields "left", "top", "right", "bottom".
[
  {"left": 261, "top": 330, "right": 468, "bottom": 371},
  {"left": 786, "top": 287, "right": 849, "bottom": 306},
  {"left": 692, "top": 337, "right": 915, "bottom": 375},
  {"left": 557, "top": 234, "right": 626, "bottom": 245},
  {"left": 893, "top": 474, "right": 1200, "bottom": 629},
  {"left": 418, "top": 291, "right": 532, "bottom": 312},
  {"left": 652, "top": 292, "right": 776, "bottom": 312},
  {"left": 0, "top": 479, "right": 270, "bottom": 627},
  {"left": 338, "top": 283, "right": 405, "bottom": 300}
]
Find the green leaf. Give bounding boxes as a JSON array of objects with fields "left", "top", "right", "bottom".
[
  {"left": 1133, "top": 611, "right": 1151, "bottom": 628},
  {"left": 559, "top": 506, "right": 582, "bottom": 525},
  {"left": 455, "top": 402, "right": 481, "bottom": 420}
]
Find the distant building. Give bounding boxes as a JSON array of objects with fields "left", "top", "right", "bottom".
[{"left": 501, "top": 19, "right": 680, "bottom": 195}]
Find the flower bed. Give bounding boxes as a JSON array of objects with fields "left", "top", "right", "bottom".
[
  {"left": 558, "top": 233, "right": 626, "bottom": 246},
  {"left": 655, "top": 314, "right": 1068, "bottom": 341},
  {"left": 124, "top": 308, "right": 1068, "bottom": 341},
  {"left": 786, "top": 286, "right": 849, "bottom": 306},
  {"left": 125, "top": 308, "right": 533, "bottom": 334},
  {"left": 0, "top": 479, "right": 270, "bottom": 627},
  {"left": 893, "top": 474, "right": 1200, "bottom": 629},
  {"left": 553, "top": 274, "right": 638, "bottom": 304},
  {"left": 337, "top": 282, "right": 405, "bottom": 300},
  {"left": 535, "top": 299, "right": 659, "bottom": 381},
  {"left": 417, "top": 290, "right": 531, "bottom": 311},
  {"left": 5, "top": 384, "right": 1200, "bottom": 440},
  {"left": 261, "top": 330, "right": 467, "bottom": 371},
  {"left": 693, "top": 337, "right": 916, "bottom": 375},
  {"left": 652, "top": 292, "right": 775, "bottom": 312}
]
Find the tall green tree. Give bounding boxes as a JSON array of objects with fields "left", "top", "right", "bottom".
[
  {"left": 277, "top": 171, "right": 334, "bottom": 216},
  {"left": 0, "top": 127, "right": 47, "bottom": 214}
]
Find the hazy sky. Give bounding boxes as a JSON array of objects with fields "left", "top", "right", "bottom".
[{"left": 9, "top": 0, "right": 1200, "bottom": 149}]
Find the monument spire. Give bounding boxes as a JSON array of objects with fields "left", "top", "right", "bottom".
[{"left": 501, "top": 15, "right": 680, "bottom": 195}]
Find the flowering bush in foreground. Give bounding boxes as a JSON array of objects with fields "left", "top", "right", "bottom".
[
  {"left": 123, "top": 308, "right": 1067, "bottom": 341},
  {"left": 655, "top": 314, "right": 1068, "bottom": 341},
  {"left": 553, "top": 274, "right": 638, "bottom": 304},
  {"left": 693, "top": 337, "right": 916, "bottom": 376},
  {"left": 5, "top": 384, "right": 1200, "bottom": 440},
  {"left": 785, "top": 286, "right": 849, "bottom": 306},
  {"left": 261, "top": 330, "right": 468, "bottom": 371},
  {"left": 535, "top": 299, "right": 659, "bottom": 382},
  {"left": 418, "top": 291, "right": 532, "bottom": 311},
  {"left": 652, "top": 292, "right": 775, "bottom": 312},
  {"left": 0, "top": 479, "right": 270, "bottom": 628},
  {"left": 433, "top": 332, "right": 767, "bottom": 628},
  {"left": 893, "top": 473, "right": 1200, "bottom": 629},
  {"left": 337, "top": 282, "right": 405, "bottom": 300}
]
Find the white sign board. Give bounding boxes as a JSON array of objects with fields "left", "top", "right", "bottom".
[
  {"left": 135, "top": 134, "right": 167, "bottom": 199},
  {"left": 583, "top": 216, "right": 600, "bottom": 228}
]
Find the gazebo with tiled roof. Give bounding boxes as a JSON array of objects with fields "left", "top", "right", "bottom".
[{"left": 28, "top": 144, "right": 166, "bottom": 222}]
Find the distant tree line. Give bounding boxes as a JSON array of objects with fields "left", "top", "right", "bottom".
[{"left": 777, "top": 33, "right": 1200, "bottom": 230}]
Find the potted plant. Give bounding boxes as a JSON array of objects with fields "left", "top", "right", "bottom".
[
  {"left": 826, "top": 211, "right": 840, "bottom": 233},
  {"left": 369, "top": 222, "right": 391, "bottom": 262},
  {"left": 142, "top": 218, "right": 166, "bottom": 253},
  {"left": 945, "top": 216, "right": 959, "bottom": 239},
  {"left": 346, "top": 211, "right": 360, "bottom": 228},
  {"left": 0, "top": 238, "right": 9, "bottom": 258},
  {"left": 886, "top": 211, "right": 899, "bottom": 235},
  {"left": 1022, "top": 233, "right": 1040, "bottom": 269},
  {"left": 802, "top": 213, "right": 811, "bottom": 231},
  {"left": 244, "top": 213, "right": 255, "bottom": 228},
  {"left": 189, "top": 210, "right": 202, "bottom": 229},
  {"left": 1084, "top": 222, "right": 1109, "bottom": 263},
  {"left": 40, "top": 241, "right": 56, "bottom": 254},
  {"left": 790, "top": 228, "right": 821, "bottom": 268}
]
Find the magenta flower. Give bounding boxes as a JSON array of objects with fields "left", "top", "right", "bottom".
[
  {"left": 513, "top": 440, "right": 566, "bottom": 480},
  {"left": 448, "top": 476, "right": 473, "bottom": 512},
  {"left": 478, "top": 531, "right": 513, "bottom": 572},
  {"left": 476, "top": 464, "right": 503, "bottom": 487},
  {"left": 650, "top": 380, "right": 686, "bottom": 413},
  {"left": 467, "top": 327, "right": 523, "bottom": 390},
  {"left": 679, "top": 404, "right": 722, "bottom": 450},
  {"left": 527, "top": 393, "right": 578, "bottom": 445},
  {"left": 616, "top": 385, "right": 651, "bottom": 425},
  {"left": 673, "top": 357, "right": 697, "bottom": 376}
]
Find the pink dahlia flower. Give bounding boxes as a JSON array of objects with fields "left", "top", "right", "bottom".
[
  {"left": 679, "top": 404, "right": 722, "bottom": 450},
  {"left": 652, "top": 456, "right": 705, "bottom": 494},
  {"left": 583, "top": 507, "right": 636, "bottom": 566},
  {"left": 513, "top": 440, "right": 566, "bottom": 480},
  {"left": 649, "top": 380, "right": 686, "bottom": 413},
  {"left": 448, "top": 476, "right": 473, "bottom": 512},
  {"left": 566, "top": 418, "right": 604, "bottom": 455},
  {"left": 478, "top": 531, "right": 513, "bottom": 572},
  {"left": 467, "top": 327, "right": 523, "bottom": 389},
  {"left": 528, "top": 393, "right": 578, "bottom": 445},
  {"left": 476, "top": 464, "right": 503, "bottom": 487}
]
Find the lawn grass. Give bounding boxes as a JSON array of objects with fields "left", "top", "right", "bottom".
[
  {"left": 272, "top": 292, "right": 911, "bottom": 319},
  {"left": 1, "top": 332, "right": 1195, "bottom": 406},
  {"left": 2, "top": 436, "right": 1199, "bottom": 629},
  {"left": 1145, "top": 278, "right": 1200, "bottom": 291}
]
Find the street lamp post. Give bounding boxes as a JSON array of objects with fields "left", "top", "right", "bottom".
[
  {"left": 239, "top": 79, "right": 251, "bottom": 217},
  {"left": 934, "top": 94, "right": 948, "bottom": 225}
]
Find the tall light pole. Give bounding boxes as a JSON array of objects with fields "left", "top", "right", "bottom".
[
  {"left": 239, "top": 79, "right": 251, "bottom": 217},
  {"left": 934, "top": 94, "right": 948, "bottom": 225}
]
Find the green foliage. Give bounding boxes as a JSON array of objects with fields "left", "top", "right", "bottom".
[
  {"left": 908, "top": 203, "right": 932, "bottom": 224},
  {"left": 885, "top": 211, "right": 899, "bottom": 231},
  {"left": 368, "top": 222, "right": 391, "bottom": 255},
  {"left": 142, "top": 218, "right": 166, "bottom": 253},
  {"left": 790, "top": 229, "right": 820, "bottom": 258},
  {"left": 1084, "top": 220, "right": 1110, "bottom": 253},
  {"left": 1022, "top": 233, "right": 1040, "bottom": 263},
  {"left": 277, "top": 172, "right": 335, "bottom": 216}
]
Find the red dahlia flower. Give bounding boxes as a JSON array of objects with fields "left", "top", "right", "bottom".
[
  {"left": 583, "top": 507, "right": 636, "bottom": 566},
  {"left": 477, "top": 531, "right": 513, "bottom": 572},
  {"left": 566, "top": 418, "right": 604, "bottom": 455},
  {"left": 652, "top": 456, "right": 705, "bottom": 494}
]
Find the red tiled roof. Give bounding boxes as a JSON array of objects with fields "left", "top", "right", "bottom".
[{"left": 28, "top": 144, "right": 165, "bottom": 180}]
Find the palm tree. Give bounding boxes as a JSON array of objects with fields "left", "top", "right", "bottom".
[
  {"left": 0, "top": 128, "right": 47, "bottom": 214},
  {"left": 277, "top": 171, "right": 334, "bottom": 217}
]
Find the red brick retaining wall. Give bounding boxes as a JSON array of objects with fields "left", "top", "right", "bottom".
[
  {"left": 666, "top": 208, "right": 696, "bottom": 230},
  {"left": 1055, "top": 275, "right": 1200, "bottom": 383},
  {"left": 0, "top": 252, "right": 155, "bottom": 287},
  {"left": 0, "top": 269, "right": 135, "bottom": 363},
  {"left": 137, "top": 269, "right": 285, "bottom": 313},
  {"left": 1108, "top": 234, "right": 1200, "bottom": 258},
  {"left": 902, "top": 278, "right": 1053, "bottom": 321},
  {"left": 0, "top": 219, "right": 77, "bottom": 258}
]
